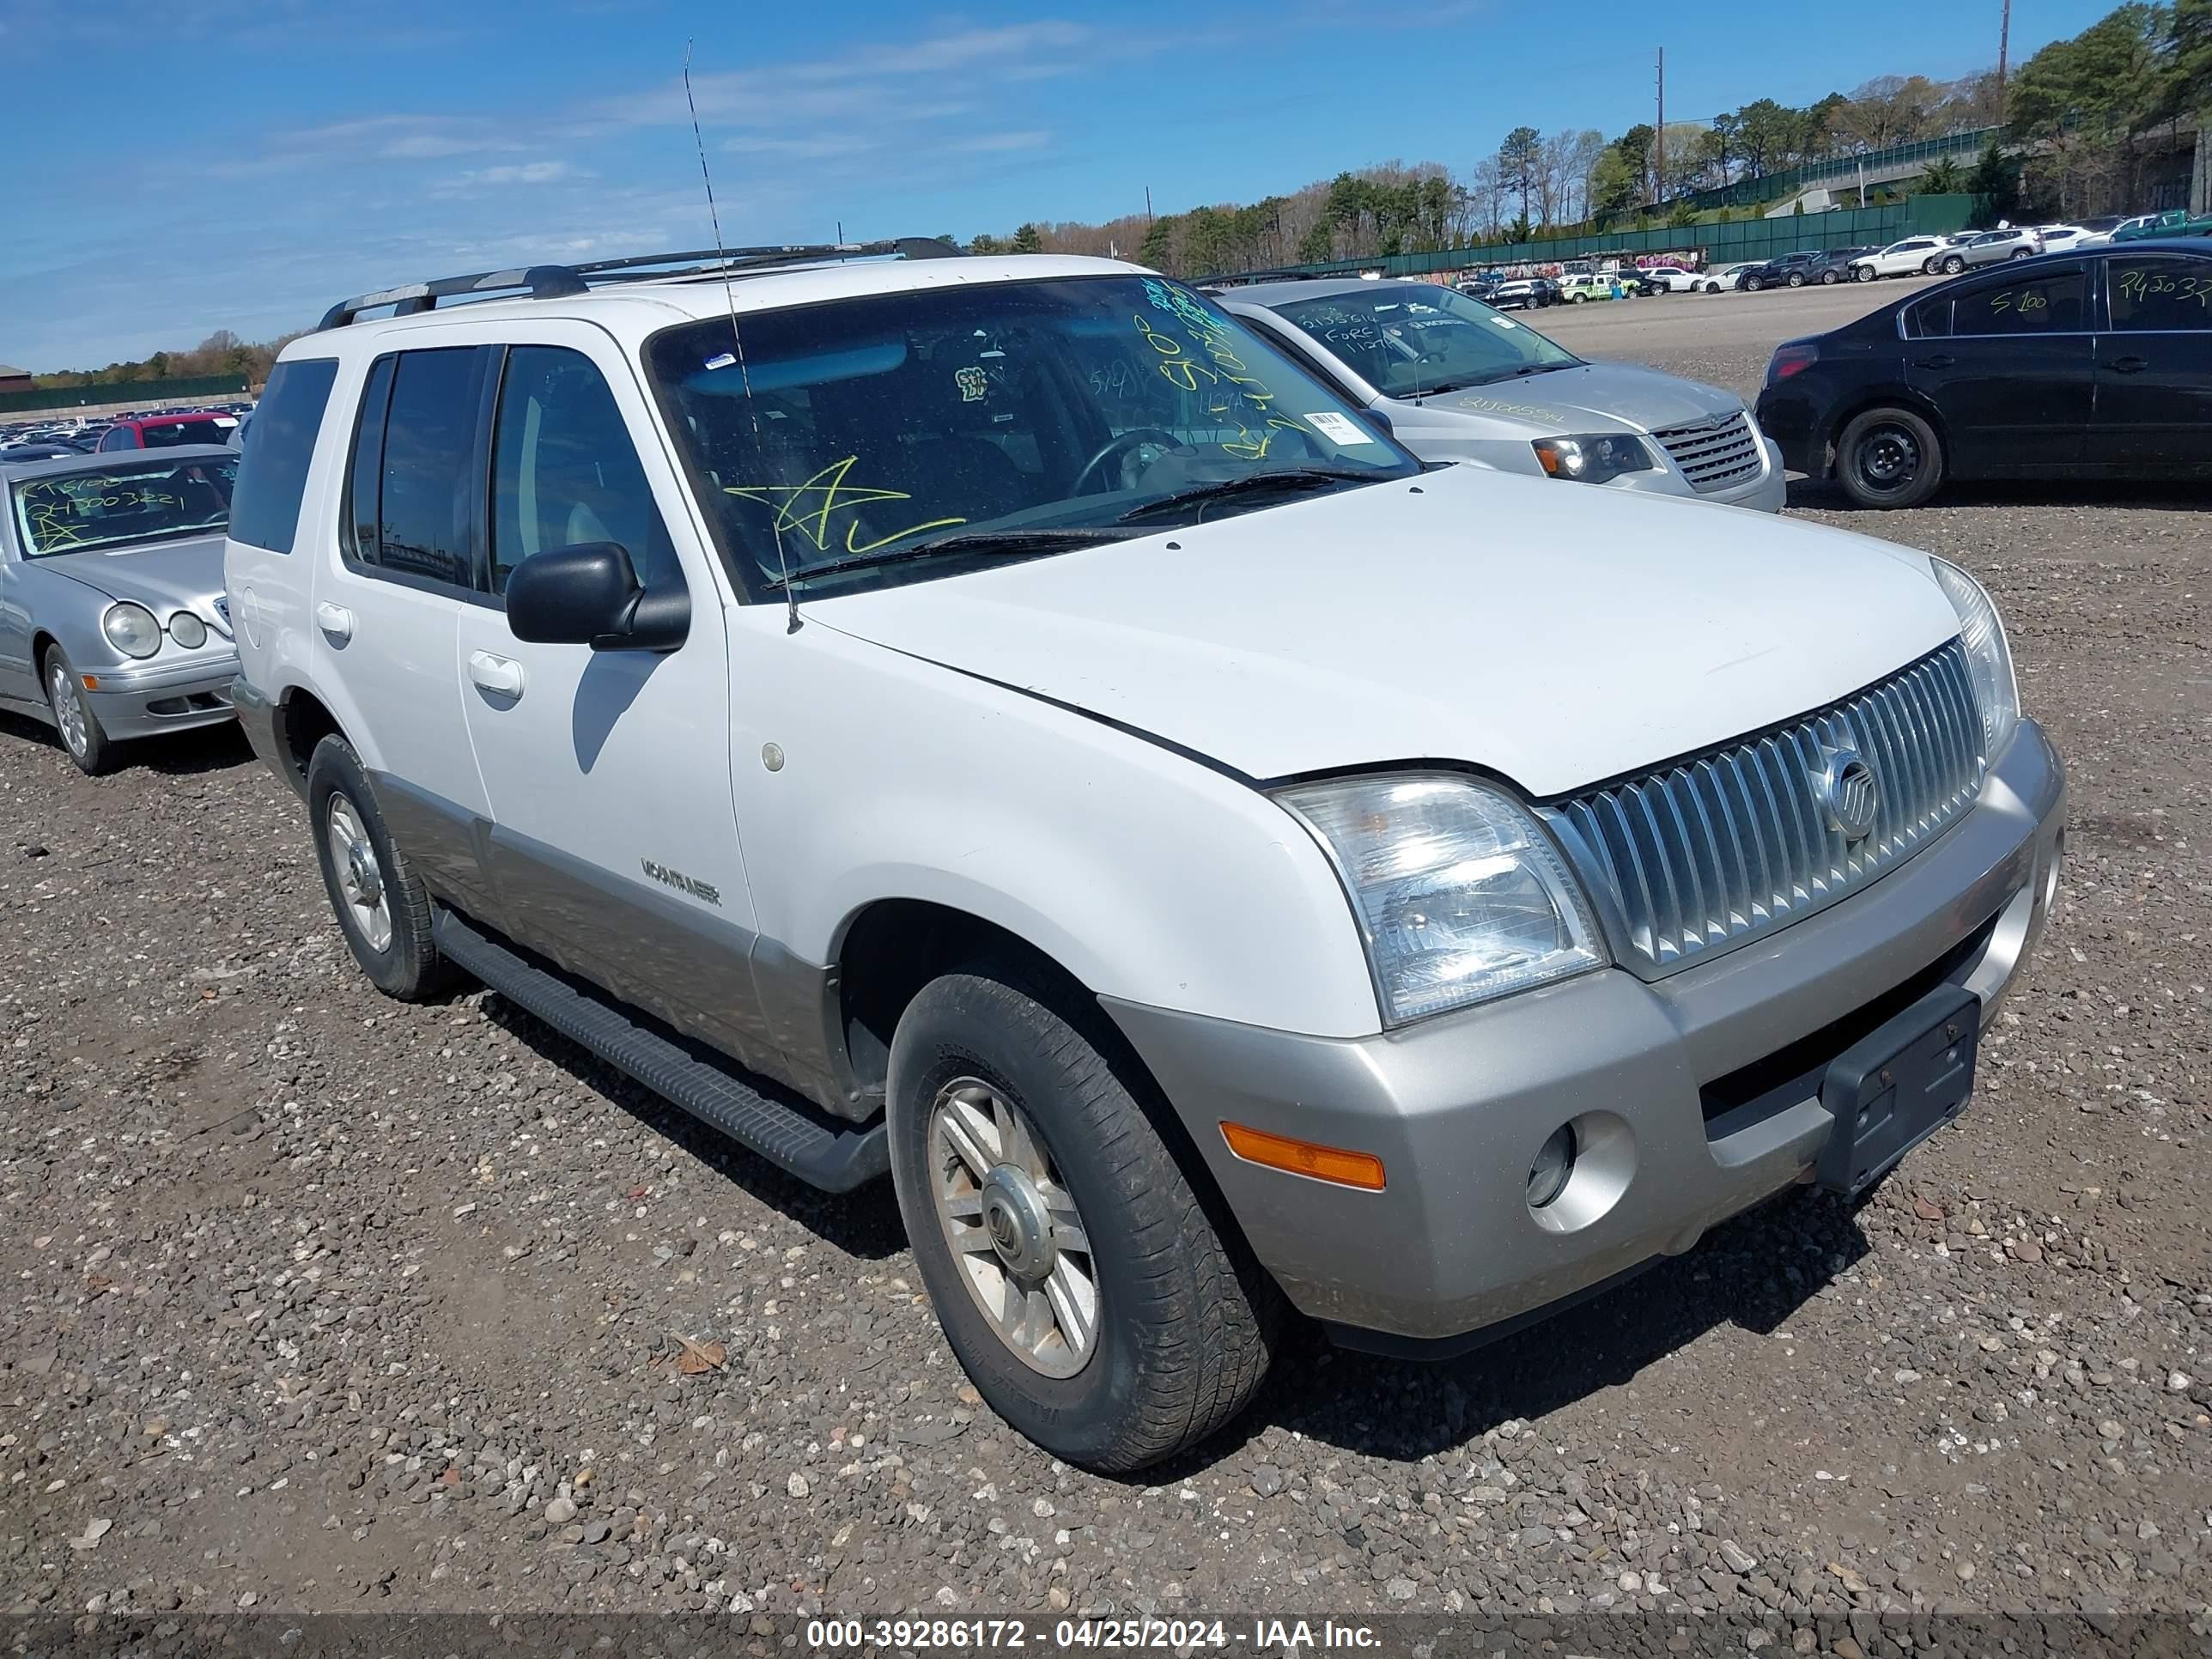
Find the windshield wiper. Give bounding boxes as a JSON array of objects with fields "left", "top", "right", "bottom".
[
  {"left": 1115, "top": 467, "right": 1377, "bottom": 526},
  {"left": 768, "top": 526, "right": 1127, "bottom": 590}
]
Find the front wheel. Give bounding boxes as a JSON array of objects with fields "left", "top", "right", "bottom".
[
  {"left": 1787, "top": 272, "right": 1807, "bottom": 288},
  {"left": 2009, "top": 247, "right": 2032, "bottom": 260},
  {"left": 305, "top": 735, "right": 452, "bottom": 999},
  {"left": 1856, "top": 265, "right": 1876, "bottom": 282},
  {"left": 43, "top": 647, "right": 117, "bottom": 775},
  {"left": 887, "top": 963, "right": 1279, "bottom": 1473},
  {"left": 1836, "top": 406, "right": 1946, "bottom": 510},
  {"left": 1942, "top": 254, "right": 1966, "bottom": 274},
  {"left": 1570, "top": 292, "right": 1587, "bottom": 302},
  {"left": 1705, "top": 281, "right": 1721, "bottom": 294}
]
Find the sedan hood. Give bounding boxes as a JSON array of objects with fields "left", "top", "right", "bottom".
[
  {"left": 812, "top": 465, "right": 1962, "bottom": 796},
  {"left": 43, "top": 535, "right": 229, "bottom": 622},
  {"left": 1419, "top": 361, "right": 1742, "bottom": 437}
]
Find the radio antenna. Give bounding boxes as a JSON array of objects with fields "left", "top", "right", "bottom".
[{"left": 684, "top": 41, "right": 799, "bottom": 634}]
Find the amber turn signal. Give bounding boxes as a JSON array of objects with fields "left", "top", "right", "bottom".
[
  {"left": 1219, "top": 1121, "right": 1385, "bottom": 1191},
  {"left": 79, "top": 675, "right": 100, "bottom": 690}
]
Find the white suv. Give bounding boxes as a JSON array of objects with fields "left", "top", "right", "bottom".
[{"left": 226, "top": 246, "right": 2065, "bottom": 1471}]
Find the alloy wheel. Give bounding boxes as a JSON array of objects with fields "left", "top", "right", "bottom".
[
  {"left": 325, "top": 793, "right": 393, "bottom": 952},
  {"left": 929, "top": 1077, "right": 1099, "bottom": 1378},
  {"left": 46, "top": 663, "right": 88, "bottom": 760}
]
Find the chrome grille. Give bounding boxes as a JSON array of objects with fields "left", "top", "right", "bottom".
[
  {"left": 1651, "top": 411, "right": 1763, "bottom": 493},
  {"left": 1552, "top": 641, "right": 1984, "bottom": 975}
]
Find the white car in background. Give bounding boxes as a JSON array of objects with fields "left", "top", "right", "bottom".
[
  {"left": 2034, "top": 224, "right": 2095, "bottom": 252},
  {"left": 1850, "top": 237, "right": 1947, "bottom": 280},
  {"left": 1704, "top": 263, "right": 1759, "bottom": 293},
  {"left": 1636, "top": 264, "right": 1704, "bottom": 293}
]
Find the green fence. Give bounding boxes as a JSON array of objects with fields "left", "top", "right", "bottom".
[
  {"left": 1256, "top": 196, "right": 1974, "bottom": 283},
  {"left": 0, "top": 373, "right": 249, "bottom": 415},
  {"left": 1662, "top": 130, "right": 1998, "bottom": 214}
]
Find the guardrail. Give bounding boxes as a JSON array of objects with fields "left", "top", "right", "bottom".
[{"left": 1660, "top": 129, "right": 1999, "bottom": 215}]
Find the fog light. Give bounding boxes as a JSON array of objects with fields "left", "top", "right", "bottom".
[{"left": 1528, "top": 1124, "right": 1577, "bottom": 1209}]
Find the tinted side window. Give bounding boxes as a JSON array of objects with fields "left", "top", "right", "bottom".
[
  {"left": 1952, "top": 268, "right": 2086, "bottom": 335},
  {"left": 229, "top": 358, "right": 338, "bottom": 554},
  {"left": 346, "top": 356, "right": 395, "bottom": 562},
  {"left": 2108, "top": 256, "right": 2212, "bottom": 331},
  {"left": 489, "top": 347, "right": 679, "bottom": 594},
  {"left": 1908, "top": 296, "right": 1952, "bottom": 338},
  {"left": 97, "top": 428, "right": 131, "bottom": 452},
  {"left": 371, "top": 348, "right": 486, "bottom": 587}
]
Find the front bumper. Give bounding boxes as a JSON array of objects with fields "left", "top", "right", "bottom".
[
  {"left": 1105, "top": 719, "right": 2063, "bottom": 1346},
  {"left": 82, "top": 652, "right": 240, "bottom": 738}
]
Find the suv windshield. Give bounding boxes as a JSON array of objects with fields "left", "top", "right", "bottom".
[
  {"left": 1269, "top": 283, "right": 1581, "bottom": 400},
  {"left": 644, "top": 275, "right": 1419, "bottom": 596},
  {"left": 10, "top": 455, "right": 237, "bottom": 556}
]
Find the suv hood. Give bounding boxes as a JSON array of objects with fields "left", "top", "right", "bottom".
[
  {"left": 1413, "top": 361, "right": 1742, "bottom": 436},
  {"left": 41, "top": 535, "right": 229, "bottom": 619},
  {"left": 813, "top": 466, "right": 1960, "bottom": 796}
]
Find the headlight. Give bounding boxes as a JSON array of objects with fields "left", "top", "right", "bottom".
[
  {"left": 1931, "top": 559, "right": 2020, "bottom": 757},
  {"left": 101, "top": 602, "right": 161, "bottom": 659},
  {"left": 1279, "top": 775, "right": 1606, "bottom": 1024},
  {"left": 1530, "top": 433, "right": 1655, "bottom": 485},
  {"left": 168, "top": 611, "right": 208, "bottom": 649}
]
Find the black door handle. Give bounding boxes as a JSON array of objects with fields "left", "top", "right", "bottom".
[
  {"left": 2107, "top": 356, "right": 2149, "bottom": 374},
  {"left": 1914, "top": 354, "right": 1956, "bottom": 369}
]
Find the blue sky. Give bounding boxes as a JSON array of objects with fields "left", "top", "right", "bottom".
[{"left": 1, "top": 0, "right": 2113, "bottom": 372}]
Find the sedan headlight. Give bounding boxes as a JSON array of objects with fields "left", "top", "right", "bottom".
[
  {"left": 1931, "top": 559, "right": 2020, "bottom": 757},
  {"left": 168, "top": 611, "right": 208, "bottom": 649},
  {"left": 1279, "top": 775, "right": 1606, "bottom": 1024},
  {"left": 1530, "top": 433, "right": 1655, "bottom": 485},
  {"left": 101, "top": 602, "right": 162, "bottom": 659}
]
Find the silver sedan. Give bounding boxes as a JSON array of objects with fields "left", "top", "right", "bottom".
[
  {"left": 1217, "top": 276, "right": 1786, "bottom": 512},
  {"left": 0, "top": 446, "right": 240, "bottom": 774}
]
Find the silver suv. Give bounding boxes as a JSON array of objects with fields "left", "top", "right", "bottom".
[{"left": 1957, "top": 228, "right": 2045, "bottom": 269}]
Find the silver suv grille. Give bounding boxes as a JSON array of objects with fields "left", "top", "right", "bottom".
[
  {"left": 1551, "top": 640, "right": 1985, "bottom": 975},
  {"left": 1651, "top": 412, "right": 1763, "bottom": 494}
]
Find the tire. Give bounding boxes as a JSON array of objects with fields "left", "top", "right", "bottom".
[
  {"left": 41, "top": 646, "right": 117, "bottom": 775},
  {"left": 1745, "top": 276, "right": 1763, "bottom": 291},
  {"left": 1570, "top": 292, "right": 1587, "bottom": 302},
  {"left": 1942, "top": 255, "right": 1966, "bottom": 274},
  {"left": 1705, "top": 281, "right": 1720, "bottom": 294},
  {"left": 305, "top": 734, "right": 452, "bottom": 1000},
  {"left": 2009, "top": 247, "right": 2032, "bottom": 260},
  {"left": 1787, "top": 271, "right": 1806, "bottom": 288},
  {"left": 1820, "top": 270, "right": 1839, "bottom": 284},
  {"left": 1856, "top": 265, "right": 1876, "bottom": 283},
  {"left": 885, "top": 962, "right": 1280, "bottom": 1473},
  {"left": 1836, "top": 406, "right": 1946, "bottom": 510}
]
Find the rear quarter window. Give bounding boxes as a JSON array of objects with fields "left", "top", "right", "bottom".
[{"left": 228, "top": 358, "right": 340, "bottom": 553}]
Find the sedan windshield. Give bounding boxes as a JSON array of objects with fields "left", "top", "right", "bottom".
[
  {"left": 1267, "top": 283, "right": 1582, "bottom": 399},
  {"left": 9, "top": 456, "right": 238, "bottom": 556},
  {"left": 644, "top": 275, "right": 1419, "bottom": 596}
]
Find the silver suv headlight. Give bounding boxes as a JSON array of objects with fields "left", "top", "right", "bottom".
[
  {"left": 1931, "top": 559, "right": 2019, "bottom": 758},
  {"left": 1278, "top": 775, "right": 1606, "bottom": 1024}
]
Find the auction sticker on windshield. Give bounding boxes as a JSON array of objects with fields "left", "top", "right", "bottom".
[{"left": 1304, "top": 411, "right": 1378, "bottom": 445}]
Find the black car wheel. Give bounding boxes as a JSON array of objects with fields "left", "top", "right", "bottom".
[
  {"left": 1745, "top": 275, "right": 1764, "bottom": 291},
  {"left": 1942, "top": 254, "right": 1966, "bottom": 274},
  {"left": 1787, "top": 271, "right": 1807, "bottom": 288},
  {"left": 1837, "top": 407, "right": 1946, "bottom": 510}
]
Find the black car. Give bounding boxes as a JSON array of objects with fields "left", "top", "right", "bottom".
[
  {"left": 1740, "top": 250, "right": 1824, "bottom": 291},
  {"left": 1802, "top": 246, "right": 1879, "bottom": 285},
  {"left": 1755, "top": 240, "right": 2212, "bottom": 508}
]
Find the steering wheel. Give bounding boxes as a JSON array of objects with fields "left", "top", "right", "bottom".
[{"left": 1070, "top": 428, "right": 1187, "bottom": 497}]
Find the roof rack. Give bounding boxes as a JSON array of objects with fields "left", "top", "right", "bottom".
[
  {"left": 1194, "top": 268, "right": 1357, "bottom": 292},
  {"left": 316, "top": 238, "right": 963, "bottom": 331}
]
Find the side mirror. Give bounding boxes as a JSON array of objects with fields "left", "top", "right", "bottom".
[{"left": 505, "top": 543, "right": 690, "bottom": 653}]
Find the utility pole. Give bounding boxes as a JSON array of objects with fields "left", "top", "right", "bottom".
[
  {"left": 1145, "top": 186, "right": 1153, "bottom": 228},
  {"left": 1996, "top": 0, "right": 2010, "bottom": 124},
  {"left": 1655, "top": 47, "right": 1666, "bottom": 204}
]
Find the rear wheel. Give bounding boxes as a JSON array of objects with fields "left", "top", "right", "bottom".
[
  {"left": 1820, "top": 269, "right": 1839, "bottom": 284},
  {"left": 42, "top": 647, "right": 117, "bottom": 775},
  {"left": 886, "top": 962, "right": 1279, "bottom": 1472},
  {"left": 1745, "top": 276, "right": 1764, "bottom": 291},
  {"left": 1787, "top": 271, "right": 1806, "bottom": 288},
  {"left": 306, "top": 735, "right": 452, "bottom": 1000},
  {"left": 1836, "top": 406, "right": 1945, "bottom": 510}
]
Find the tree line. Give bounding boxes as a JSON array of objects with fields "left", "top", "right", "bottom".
[{"left": 30, "top": 329, "right": 307, "bottom": 392}]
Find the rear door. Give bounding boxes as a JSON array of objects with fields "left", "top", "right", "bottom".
[
  {"left": 2091, "top": 250, "right": 2212, "bottom": 468},
  {"left": 313, "top": 342, "right": 501, "bottom": 921},
  {"left": 451, "top": 327, "right": 764, "bottom": 1066},
  {"left": 1907, "top": 262, "right": 2094, "bottom": 475}
]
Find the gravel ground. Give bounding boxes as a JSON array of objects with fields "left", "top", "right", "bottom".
[{"left": 3, "top": 286, "right": 2209, "bottom": 1644}]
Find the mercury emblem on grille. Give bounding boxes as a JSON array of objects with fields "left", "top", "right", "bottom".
[{"left": 1816, "top": 743, "right": 1881, "bottom": 842}]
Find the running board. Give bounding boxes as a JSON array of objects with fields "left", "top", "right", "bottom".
[{"left": 431, "top": 908, "right": 888, "bottom": 1193}]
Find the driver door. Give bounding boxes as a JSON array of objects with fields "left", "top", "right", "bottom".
[{"left": 447, "top": 325, "right": 772, "bottom": 1068}]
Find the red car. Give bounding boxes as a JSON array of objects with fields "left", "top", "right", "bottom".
[{"left": 94, "top": 412, "right": 240, "bottom": 452}]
